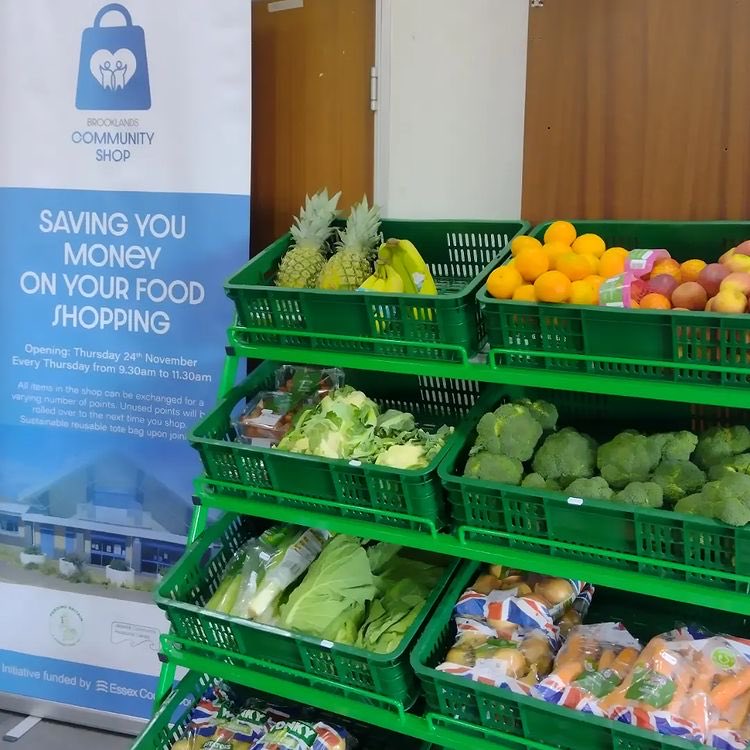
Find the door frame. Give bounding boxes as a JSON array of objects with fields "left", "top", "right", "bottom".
[{"left": 374, "top": 0, "right": 391, "bottom": 214}]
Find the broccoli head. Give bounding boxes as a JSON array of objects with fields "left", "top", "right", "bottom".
[
  {"left": 521, "top": 472, "right": 561, "bottom": 491},
  {"left": 516, "top": 398, "right": 559, "bottom": 431},
  {"left": 464, "top": 451, "right": 524, "bottom": 485},
  {"left": 702, "top": 473, "right": 750, "bottom": 506},
  {"left": 521, "top": 472, "right": 546, "bottom": 490},
  {"left": 597, "top": 432, "right": 660, "bottom": 490},
  {"left": 531, "top": 427, "right": 597, "bottom": 486},
  {"left": 564, "top": 476, "right": 613, "bottom": 501},
  {"left": 715, "top": 497, "right": 750, "bottom": 527},
  {"left": 675, "top": 475, "right": 750, "bottom": 527},
  {"left": 647, "top": 431, "right": 698, "bottom": 462},
  {"left": 708, "top": 453, "right": 750, "bottom": 481},
  {"left": 693, "top": 425, "right": 750, "bottom": 470},
  {"left": 674, "top": 493, "right": 714, "bottom": 518},
  {"left": 613, "top": 481, "right": 664, "bottom": 508},
  {"left": 651, "top": 460, "right": 706, "bottom": 503},
  {"left": 475, "top": 403, "right": 543, "bottom": 461}
]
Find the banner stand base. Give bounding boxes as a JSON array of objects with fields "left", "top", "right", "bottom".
[
  {"left": 0, "top": 693, "right": 143, "bottom": 737},
  {"left": 3, "top": 715, "right": 42, "bottom": 742}
]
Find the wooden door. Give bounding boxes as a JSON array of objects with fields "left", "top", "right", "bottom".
[
  {"left": 522, "top": 0, "right": 750, "bottom": 224},
  {"left": 251, "top": 0, "right": 375, "bottom": 253}
]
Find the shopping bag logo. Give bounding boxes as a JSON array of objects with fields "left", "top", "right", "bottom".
[{"left": 75, "top": 3, "right": 151, "bottom": 111}]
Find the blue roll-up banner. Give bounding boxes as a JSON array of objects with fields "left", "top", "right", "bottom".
[{"left": 0, "top": 1, "right": 251, "bottom": 721}]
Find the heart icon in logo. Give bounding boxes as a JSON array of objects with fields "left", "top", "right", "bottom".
[{"left": 89, "top": 48, "right": 137, "bottom": 91}]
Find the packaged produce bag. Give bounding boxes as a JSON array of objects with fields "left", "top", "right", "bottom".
[
  {"left": 601, "top": 631, "right": 750, "bottom": 748},
  {"left": 205, "top": 525, "right": 331, "bottom": 623},
  {"left": 437, "top": 566, "right": 592, "bottom": 694},
  {"left": 234, "top": 366, "right": 344, "bottom": 447},
  {"left": 252, "top": 719, "right": 355, "bottom": 750},
  {"left": 173, "top": 704, "right": 274, "bottom": 749},
  {"left": 533, "top": 622, "right": 642, "bottom": 716}
]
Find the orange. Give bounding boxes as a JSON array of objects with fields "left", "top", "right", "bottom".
[
  {"left": 572, "top": 233, "right": 606, "bottom": 258},
  {"left": 515, "top": 247, "right": 549, "bottom": 282},
  {"left": 585, "top": 274, "right": 605, "bottom": 294},
  {"left": 581, "top": 254, "right": 600, "bottom": 275},
  {"left": 543, "top": 241, "right": 571, "bottom": 267},
  {"left": 544, "top": 220, "right": 577, "bottom": 246},
  {"left": 640, "top": 293, "right": 672, "bottom": 310},
  {"left": 510, "top": 236, "right": 543, "bottom": 256},
  {"left": 486, "top": 266, "right": 523, "bottom": 299},
  {"left": 555, "top": 252, "right": 591, "bottom": 282},
  {"left": 599, "top": 248, "right": 628, "bottom": 278},
  {"left": 512, "top": 284, "right": 537, "bottom": 302},
  {"left": 607, "top": 247, "right": 630, "bottom": 257},
  {"left": 651, "top": 259, "right": 682, "bottom": 282},
  {"left": 681, "top": 259, "right": 707, "bottom": 283},
  {"left": 569, "top": 280, "right": 598, "bottom": 305},
  {"left": 534, "top": 271, "right": 571, "bottom": 303}
]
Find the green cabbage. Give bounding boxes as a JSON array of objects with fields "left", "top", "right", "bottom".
[{"left": 276, "top": 386, "right": 452, "bottom": 467}]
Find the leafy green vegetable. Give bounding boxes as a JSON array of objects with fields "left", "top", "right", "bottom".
[
  {"left": 366, "top": 542, "right": 402, "bottom": 574},
  {"left": 279, "top": 535, "right": 377, "bottom": 640},
  {"left": 276, "top": 386, "right": 452, "bottom": 467},
  {"left": 357, "top": 556, "right": 443, "bottom": 654}
]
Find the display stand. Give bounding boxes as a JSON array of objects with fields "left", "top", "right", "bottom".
[{"left": 147, "top": 318, "right": 750, "bottom": 750}]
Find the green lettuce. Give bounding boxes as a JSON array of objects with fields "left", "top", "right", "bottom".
[
  {"left": 275, "top": 386, "right": 452, "bottom": 466},
  {"left": 357, "top": 557, "right": 443, "bottom": 654},
  {"left": 279, "top": 535, "right": 378, "bottom": 640}
]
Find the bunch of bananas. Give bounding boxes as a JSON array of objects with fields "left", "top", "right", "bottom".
[{"left": 358, "top": 238, "right": 438, "bottom": 295}]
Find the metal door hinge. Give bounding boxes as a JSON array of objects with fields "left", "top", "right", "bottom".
[
  {"left": 370, "top": 66, "right": 378, "bottom": 112},
  {"left": 531, "top": 0, "right": 543, "bottom": 7}
]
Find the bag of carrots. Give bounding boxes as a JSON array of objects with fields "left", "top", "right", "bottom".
[
  {"left": 533, "top": 623, "right": 642, "bottom": 717},
  {"left": 601, "top": 632, "right": 750, "bottom": 748}
]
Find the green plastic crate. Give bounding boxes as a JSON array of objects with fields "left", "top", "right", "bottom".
[
  {"left": 226, "top": 219, "right": 528, "bottom": 362},
  {"left": 132, "top": 671, "right": 212, "bottom": 750},
  {"left": 189, "top": 360, "right": 481, "bottom": 531},
  {"left": 439, "top": 385, "right": 750, "bottom": 592},
  {"left": 132, "top": 671, "right": 436, "bottom": 749},
  {"left": 479, "top": 221, "right": 750, "bottom": 386},
  {"left": 412, "top": 562, "right": 749, "bottom": 750},
  {"left": 155, "top": 513, "right": 461, "bottom": 712}
]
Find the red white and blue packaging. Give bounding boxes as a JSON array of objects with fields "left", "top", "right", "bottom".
[
  {"left": 436, "top": 568, "right": 593, "bottom": 695},
  {"left": 533, "top": 622, "right": 642, "bottom": 717},
  {"left": 602, "top": 634, "right": 750, "bottom": 749}
]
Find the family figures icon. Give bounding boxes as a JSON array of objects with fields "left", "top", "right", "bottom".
[{"left": 98, "top": 59, "right": 129, "bottom": 90}]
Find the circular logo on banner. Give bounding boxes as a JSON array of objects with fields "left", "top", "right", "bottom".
[{"left": 49, "top": 605, "right": 84, "bottom": 646}]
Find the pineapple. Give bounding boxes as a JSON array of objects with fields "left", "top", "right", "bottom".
[
  {"left": 275, "top": 189, "right": 341, "bottom": 288},
  {"left": 317, "top": 196, "right": 382, "bottom": 291}
]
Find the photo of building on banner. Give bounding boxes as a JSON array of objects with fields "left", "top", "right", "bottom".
[{"left": 0, "top": 0, "right": 251, "bottom": 723}]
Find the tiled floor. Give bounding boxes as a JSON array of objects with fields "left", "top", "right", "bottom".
[{"left": 0, "top": 711, "right": 134, "bottom": 749}]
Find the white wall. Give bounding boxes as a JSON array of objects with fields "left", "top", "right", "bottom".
[{"left": 377, "top": 0, "right": 529, "bottom": 220}]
